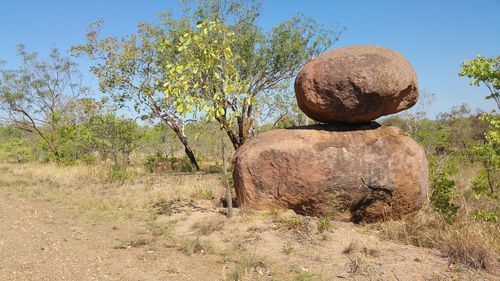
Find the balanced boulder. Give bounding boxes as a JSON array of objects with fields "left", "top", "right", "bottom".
[
  {"left": 295, "top": 45, "right": 418, "bottom": 123},
  {"left": 233, "top": 124, "right": 428, "bottom": 222}
]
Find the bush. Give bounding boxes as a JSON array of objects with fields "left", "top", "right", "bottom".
[
  {"left": 176, "top": 157, "right": 194, "bottom": 172},
  {"left": 143, "top": 154, "right": 195, "bottom": 173},
  {"left": 428, "top": 156, "right": 460, "bottom": 222},
  {"left": 81, "top": 155, "right": 97, "bottom": 165},
  {"left": 206, "top": 163, "right": 223, "bottom": 174},
  {"left": 430, "top": 173, "right": 459, "bottom": 222},
  {"left": 107, "top": 165, "right": 132, "bottom": 182},
  {"left": 144, "top": 154, "right": 159, "bottom": 173}
]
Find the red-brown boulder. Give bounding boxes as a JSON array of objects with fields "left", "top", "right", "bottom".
[
  {"left": 233, "top": 124, "right": 428, "bottom": 222},
  {"left": 295, "top": 45, "right": 418, "bottom": 123}
]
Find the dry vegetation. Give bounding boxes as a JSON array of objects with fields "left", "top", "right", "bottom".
[
  {"left": 0, "top": 162, "right": 499, "bottom": 281},
  {"left": 371, "top": 162, "right": 500, "bottom": 271}
]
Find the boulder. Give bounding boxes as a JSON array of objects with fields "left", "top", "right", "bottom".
[
  {"left": 233, "top": 123, "right": 428, "bottom": 222},
  {"left": 294, "top": 45, "right": 418, "bottom": 123}
]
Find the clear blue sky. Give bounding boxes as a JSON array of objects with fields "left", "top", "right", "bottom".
[{"left": 1, "top": 0, "right": 499, "bottom": 118}]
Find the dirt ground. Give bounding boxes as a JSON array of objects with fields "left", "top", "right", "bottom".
[{"left": 0, "top": 164, "right": 498, "bottom": 281}]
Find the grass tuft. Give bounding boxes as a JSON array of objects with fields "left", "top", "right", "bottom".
[
  {"left": 178, "top": 237, "right": 212, "bottom": 255},
  {"left": 113, "top": 236, "right": 151, "bottom": 249},
  {"left": 191, "top": 217, "right": 225, "bottom": 235}
]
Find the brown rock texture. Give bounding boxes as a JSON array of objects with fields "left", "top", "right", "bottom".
[
  {"left": 295, "top": 45, "right": 418, "bottom": 123},
  {"left": 233, "top": 123, "right": 428, "bottom": 222}
]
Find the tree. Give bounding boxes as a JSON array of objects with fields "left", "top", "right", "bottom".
[
  {"left": 160, "top": 0, "right": 343, "bottom": 149},
  {"left": 395, "top": 90, "right": 436, "bottom": 137},
  {"left": 0, "top": 125, "right": 33, "bottom": 162},
  {"left": 86, "top": 114, "right": 140, "bottom": 166},
  {"left": 459, "top": 55, "right": 499, "bottom": 110},
  {"left": 0, "top": 45, "right": 91, "bottom": 162},
  {"left": 71, "top": 19, "right": 201, "bottom": 170},
  {"left": 257, "top": 90, "right": 311, "bottom": 128},
  {"left": 460, "top": 55, "right": 499, "bottom": 221}
]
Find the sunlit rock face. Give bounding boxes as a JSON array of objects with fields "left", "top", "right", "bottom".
[{"left": 295, "top": 45, "right": 418, "bottom": 123}]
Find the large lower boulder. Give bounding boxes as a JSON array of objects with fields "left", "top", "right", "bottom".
[
  {"left": 233, "top": 124, "right": 428, "bottom": 222},
  {"left": 294, "top": 45, "right": 418, "bottom": 123}
]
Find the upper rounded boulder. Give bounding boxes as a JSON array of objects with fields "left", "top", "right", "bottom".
[{"left": 294, "top": 45, "right": 419, "bottom": 123}]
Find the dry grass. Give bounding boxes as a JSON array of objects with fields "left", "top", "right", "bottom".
[
  {"left": 342, "top": 240, "right": 358, "bottom": 255},
  {"left": 224, "top": 255, "right": 272, "bottom": 281},
  {"left": 178, "top": 237, "right": 212, "bottom": 255},
  {"left": 345, "top": 255, "right": 374, "bottom": 275},
  {"left": 377, "top": 205, "right": 499, "bottom": 270},
  {"left": 373, "top": 161, "right": 500, "bottom": 271},
  {"left": 191, "top": 217, "right": 225, "bottom": 235},
  {"left": 0, "top": 163, "right": 223, "bottom": 222},
  {"left": 148, "top": 221, "right": 173, "bottom": 237},
  {"left": 113, "top": 235, "right": 152, "bottom": 249}
]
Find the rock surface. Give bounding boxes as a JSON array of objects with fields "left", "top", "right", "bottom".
[
  {"left": 295, "top": 45, "right": 418, "bottom": 123},
  {"left": 233, "top": 124, "right": 428, "bottom": 222}
]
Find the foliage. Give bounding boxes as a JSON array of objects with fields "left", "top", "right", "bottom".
[
  {"left": 383, "top": 104, "right": 489, "bottom": 156},
  {"left": 107, "top": 165, "right": 133, "bottom": 182},
  {"left": 206, "top": 163, "right": 223, "bottom": 174},
  {"left": 0, "top": 137, "right": 32, "bottom": 162},
  {"left": 318, "top": 216, "right": 330, "bottom": 233},
  {"left": 260, "top": 90, "right": 311, "bottom": 128},
  {"left": 71, "top": 17, "right": 201, "bottom": 170},
  {"left": 470, "top": 169, "right": 498, "bottom": 223},
  {"left": 54, "top": 123, "right": 96, "bottom": 165},
  {"left": 144, "top": 153, "right": 195, "bottom": 173},
  {"left": 0, "top": 45, "right": 91, "bottom": 162},
  {"left": 393, "top": 90, "right": 436, "bottom": 137},
  {"left": 159, "top": 1, "right": 343, "bottom": 148},
  {"left": 430, "top": 173, "right": 459, "bottom": 222},
  {"left": 472, "top": 209, "right": 499, "bottom": 223},
  {"left": 459, "top": 55, "right": 499, "bottom": 109},
  {"left": 160, "top": 18, "right": 247, "bottom": 133},
  {"left": 0, "top": 126, "right": 33, "bottom": 162},
  {"left": 469, "top": 121, "right": 499, "bottom": 194},
  {"left": 459, "top": 55, "right": 500, "bottom": 222},
  {"left": 429, "top": 156, "right": 460, "bottom": 222},
  {"left": 86, "top": 114, "right": 140, "bottom": 166}
]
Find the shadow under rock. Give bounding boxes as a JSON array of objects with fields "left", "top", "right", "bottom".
[{"left": 287, "top": 121, "right": 381, "bottom": 132}]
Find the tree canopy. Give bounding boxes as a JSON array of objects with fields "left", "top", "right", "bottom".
[
  {"left": 72, "top": 0, "right": 344, "bottom": 162},
  {"left": 0, "top": 45, "right": 91, "bottom": 161}
]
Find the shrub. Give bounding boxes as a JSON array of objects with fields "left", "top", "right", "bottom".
[
  {"left": 107, "top": 165, "right": 131, "bottom": 182},
  {"left": 81, "top": 155, "right": 97, "bottom": 165},
  {"left": 470, "top": 170, "right": 499, "bottom": 222},
  {"left": 430, "top": 173, "right": 459, "bottom": 222},
  {"left": 176, "top": 157, "right": 194, "bottom": 172},
  {"left": 206, "top": 164, "right": 223, "bottom": 174},
  {"left": 144, "top": 155, "right": 158, "bottom": 173},
  {"left": 318, "top": 216, "right": 330, "bottom": 233},
  {"left": 428, "top": 155, "right": 460, "bottom": 222},
  {"left": 143, "top": 154, "right": 195, "bottom": 173}
]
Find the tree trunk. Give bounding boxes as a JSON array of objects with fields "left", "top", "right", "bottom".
[
  {"left": 163, "top": 119, "right": 200, "bottom": 171},
  {"left": 221, "top": 130, "right": 233, "bottom": 218},
  {"left": 216, "top": 116, "right": 241, "bottom": 150},
  {"left": 182, "top": 139, "right": 200, "bottom": 171}
]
